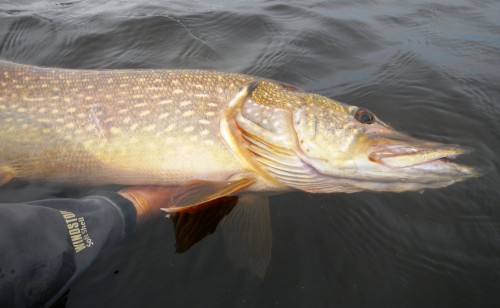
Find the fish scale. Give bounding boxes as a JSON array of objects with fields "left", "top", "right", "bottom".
[
  {"left": 0, "top": 60, "right": 258, "bottom": 185},
  {"left": 0, "top": 57, "right": 480, "bottom": 281},
  {"left": 0, "top": 60, "right": 477, "bottom": 193}
]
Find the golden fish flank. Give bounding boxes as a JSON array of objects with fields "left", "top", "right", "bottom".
[{"left": 0, "top": 60, "right": 478, "bottom": 193}]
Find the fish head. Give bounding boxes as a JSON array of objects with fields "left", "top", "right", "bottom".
[
  {"left": 228, "top": 80, "right": 480, "bottom": 193},
  {"left": 293, "top": 98, "right": 480, "bottom": 192}
]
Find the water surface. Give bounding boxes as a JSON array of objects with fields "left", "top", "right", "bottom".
[{"left": 0, "top": 0, "right": 499, "bottom": 307}]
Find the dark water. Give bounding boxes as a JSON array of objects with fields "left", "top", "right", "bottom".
[{"left": 1, "top": 0, "right": 500, "bottom": 307}]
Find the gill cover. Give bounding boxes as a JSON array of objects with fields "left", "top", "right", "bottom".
[
  {"left": 221, "top": 80, "right": 357, "bottom": 192},
  {"left": 292, "top": 96, "right": 361, "bottom": 168}
]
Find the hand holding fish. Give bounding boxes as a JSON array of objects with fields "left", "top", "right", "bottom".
[{"left": 118, "top": 185, "right": 177, "bottom": 223}]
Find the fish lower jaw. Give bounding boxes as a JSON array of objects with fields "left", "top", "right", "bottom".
[
  {"left": 367, "top": 156, "right": 478, "bottom": 180},
  {"left": 368, "top": 150, "right": 458, "bottom": 168}
]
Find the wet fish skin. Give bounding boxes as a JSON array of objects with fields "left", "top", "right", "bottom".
[
  {"left": 1, "top": 60, "right": 479, "bottom": 280},
  {"left": 0, "top": 60, "right": 261, "bottom": 186},
  {"left": 0, "top": 60, "right": 478, "bottom": 193}
]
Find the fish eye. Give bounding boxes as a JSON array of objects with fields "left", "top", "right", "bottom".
[{"left": 354, "top": 108, "right": 375, "bottom": 124}]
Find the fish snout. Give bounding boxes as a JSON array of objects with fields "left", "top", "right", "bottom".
[{"left": 367, "top": 135, "right": 471, "bottom": 169}]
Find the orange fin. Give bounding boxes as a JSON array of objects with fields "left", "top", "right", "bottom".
[
  {"left": 169, "top": 196, "right": 239, "bottom": 252},
  {"left": 161, "top": 178, "right": 255, "bottom": 214},
  {"left": 163, "top": 191, "right": 273, "bottom": 277},
  {"left": 222, "top": 194, "right": 272, "bottom": 279}
]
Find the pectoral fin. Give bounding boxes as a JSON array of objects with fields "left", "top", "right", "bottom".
[
  {"left": 222, "top": 194, "right": 272, "bottom": 279},
  {"left": 157, "top": 176, "right": 271, "bottom": 277},
  {"left": 170, "top": 196, "right": 239, "bottom": 252},
  {"left": 163, "top": 189, "right": 273, "bottom": 278},
  {"left": 161, "top": 177, "right": 255, "bottom": 214}
]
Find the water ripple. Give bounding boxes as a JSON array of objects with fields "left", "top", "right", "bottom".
[{"left": 1, "top": 0, "right": 499, "bottom": 307}]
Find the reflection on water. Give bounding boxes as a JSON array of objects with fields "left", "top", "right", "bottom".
[{"left": 0, "top": 0, "right": 499, "bottom": 307}]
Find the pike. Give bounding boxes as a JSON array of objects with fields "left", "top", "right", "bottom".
[{"left": 0, "top": 60, "right": 479, "bottom": 275}]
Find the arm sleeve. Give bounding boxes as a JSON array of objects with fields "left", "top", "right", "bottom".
[{"left": 0, "top": 191, "right": 137, "bottom": 308}]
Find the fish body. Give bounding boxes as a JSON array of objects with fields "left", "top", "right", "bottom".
[
  {"left": 1, "top": 60, "right": 480, "bottom": 278},
  {"left": 0, "top": 60, "right": 478, "bottom": 193},
  {"left": 0, "top": 61, "right": 265, "bottom": 187}
]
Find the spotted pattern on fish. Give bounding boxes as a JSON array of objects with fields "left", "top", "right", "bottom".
[
  {"left": 0, "top": 60, "right": 256, "bottom": 184},
  {"left": 0, "top": 61, "right": 478, "bottom": 192}
]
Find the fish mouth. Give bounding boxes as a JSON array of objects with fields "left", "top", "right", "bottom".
[
  {"left": 367, "top": 135, "right": 479, "bottom": 177},
  {"left": 368, "top": 142, "right": 467, "bottom": 168}
]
